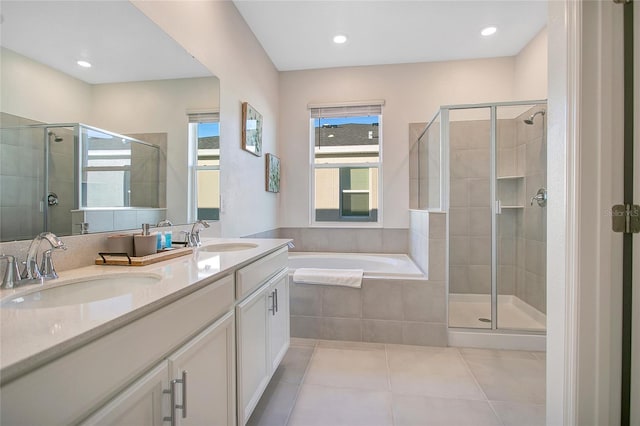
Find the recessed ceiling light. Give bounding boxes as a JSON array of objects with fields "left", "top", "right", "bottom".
[
  {"left": 481, "top": 27, "right": 497, "bottom": 37},
  {"left": 77, "top": 60, "right": 92, "bottom": 68},
  {"left": 333, "top": 34, "right": 347, "bottom": 44}
]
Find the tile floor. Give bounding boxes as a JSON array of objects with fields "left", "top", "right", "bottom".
[{"left": 247, "top": 339, "right": 546, "bottom": 426}]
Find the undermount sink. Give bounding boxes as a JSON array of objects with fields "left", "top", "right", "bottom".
[
  {"left": 199, "top": 243, "right": 259, "bottom": 253},
  {"left": 1, "top": 274, "right": 161, "bottom": 309}
]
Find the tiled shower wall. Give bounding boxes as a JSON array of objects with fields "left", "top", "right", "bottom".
[
  {"left": 128, "top": 132, "right": 168, "bottom": 210},
  {"left": 495, "top": 109, "right": 546, "bottom": 313},
  {"left": 0, "top": 113, "right": 74, "bottom": 241},
  {"left": 448, "top": 119, "right": 493, "bottom": 296}
]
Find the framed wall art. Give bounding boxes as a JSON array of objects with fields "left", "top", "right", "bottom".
[
  {"left": 241, "top": 102, "right": 262, "bottom": 156},
  {"left": 265, "top": 153, "right": 280, "bottom": 193}
]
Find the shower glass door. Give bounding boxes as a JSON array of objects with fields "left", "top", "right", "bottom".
[
  {"left": 446, "top": 100, "right": 547, "bottom": 333},
  {"left": 495, "top": 104, "right": 547, "bottom": 331},
  {"left": 447, "top": 106, "right": 493, "bottom": 329}
]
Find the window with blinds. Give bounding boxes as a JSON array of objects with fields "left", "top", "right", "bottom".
[
  {"left": 188, "top": 110, "right": 220, "bottom": 221},
  {"left": 309, "top": 102, "right": 383, "bottom": 224}
]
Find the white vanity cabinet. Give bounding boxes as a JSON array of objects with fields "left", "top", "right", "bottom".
[
  {"left": 81, "top": 361, "right": 169, "bottom": 425},
  {"left": 267, "top": 270, "right": 290, "bottom": 373},
  {"left": 235, "top": 247, "right": 290, "bottom": 426},
  {"left": 1, "top": 275, "right": 235, "bottom": 426},
  {"left": 0, "top": 242, "right": 291, "bottom": 426},
  {"left": 83, "top": 311, "right": 235, "bottom": 426}
]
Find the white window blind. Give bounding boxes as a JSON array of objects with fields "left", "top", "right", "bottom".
[
  {"left": 309, "top": 102, "right": 383, "bottom": 119},
  {"left": 187, "top": 110, "right": 219, "bottom": 123}
]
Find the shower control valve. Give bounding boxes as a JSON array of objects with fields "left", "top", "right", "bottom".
[{"left": 530, "top": 188, "right": 547, "bottom": 207}]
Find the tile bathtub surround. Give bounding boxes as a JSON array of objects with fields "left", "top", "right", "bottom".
[
  {"left": 249, "top": 340, "right": 546, "bottom": 426},
  {"left": 409, "top": 210, "right": 446, "bottom": 279},
  {"left": 290, "top": 277, "right": 447, "bottom": 347},
  {"left": 276, "top": 227, "right": 408, "bottom": 254}
]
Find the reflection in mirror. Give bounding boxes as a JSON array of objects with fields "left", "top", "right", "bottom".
[
  {"left": 0, "top": 120, "right": 166, "bottom": 240},
  {"left": 0, "top": 1, "right": 220, "bottom": 242},
  {"left": 189, "top": 115, "right": 221, "bottom": 221},
  {"left": 80, "top": 126, "right": 161, "bottom": 209}
]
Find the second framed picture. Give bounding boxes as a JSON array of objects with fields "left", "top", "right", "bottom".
[
  {"left": 266, "top": 153, "right": 280, "bottom": 193},
  {"left": 241, "top": 102, "right": 262, "bottom": 156}
]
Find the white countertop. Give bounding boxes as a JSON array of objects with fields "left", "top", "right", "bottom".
[{"left": 0, "top": 238, "right": 289, "bottom": 384}]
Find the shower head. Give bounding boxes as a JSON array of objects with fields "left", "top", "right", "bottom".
[
  {"left": 524, "top": 110, "right": 546, "bottom": 125},
  {"left": 48, "top": 131, "right": 63, "bottom": 143}
]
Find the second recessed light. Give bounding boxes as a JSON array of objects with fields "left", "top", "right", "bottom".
[
  {"left": 333, "top": 34, "right": 347, "bottom": 44},
  {"left": 77, "top": 60, "right": 92, "bottom": 68},
  {"left": 481, "top": 27, "right": 497, "bottom": 37}
]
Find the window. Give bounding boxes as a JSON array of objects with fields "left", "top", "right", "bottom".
[
  {"left": 310, "top": 103, "right": 382, "bottom": 224},
  {"left": 188, "top": 111, "right": 220, "bottom": 221}
]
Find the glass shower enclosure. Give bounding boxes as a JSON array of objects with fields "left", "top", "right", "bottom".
[
  {"left": 416, "top": 100, "right": 547, "bottom": 334},
  {"left": 0, "top": 122, "right": 161, "bottom": 241}
]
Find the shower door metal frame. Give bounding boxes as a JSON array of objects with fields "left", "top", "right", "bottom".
[{"left": 443, "top": 99, "right": 547, "bottom": 333}]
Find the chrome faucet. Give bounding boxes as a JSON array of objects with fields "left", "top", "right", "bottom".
[
  {"left": 190, "top": 220, "right": 210, "bottom": 247},
  {"left": 22, "top": 232, "right": 66, "bottom": 281},
  {"left": 0, "top": 255, "right": 22, "bottom": 289},
  {"left": 156, "top": 219, "right": 173, "bottom": 227}
]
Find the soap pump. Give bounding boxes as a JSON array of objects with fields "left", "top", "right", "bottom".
[{"left": 134, "top": 223, "right": 157, "bottom": 257}]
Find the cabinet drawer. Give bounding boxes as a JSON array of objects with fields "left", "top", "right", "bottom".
[
  {"left": 236, "top": 247, "right": 288, "bottom": 300},
  {"left": 0, "top": 275, "right": 234, "bottom": 426}
]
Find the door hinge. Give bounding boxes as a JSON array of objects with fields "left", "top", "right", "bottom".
[{"left": 612, "top": 204, "right": 640, "bottom": 233}]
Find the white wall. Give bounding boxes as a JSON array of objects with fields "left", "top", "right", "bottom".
[
  {"left": 278, "top": 57, "right": 521, "bottom": 229},
  {"left": 90, "top": 77, "right": 220, "bottom": 225},
  {"left": 133, "top": 1, "right": 280, "bottom": 238},
  {"left": 514, "top": 27, "right": 549, "bottom": 101},
  {"left": 0, "top": 47, "right": 92, "bottom": 124}
]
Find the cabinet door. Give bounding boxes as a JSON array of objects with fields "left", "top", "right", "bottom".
[
  {"left": 81, "top": 362, "right": 169, "bottom": 426},
  {"left": 268, "top": 270, "right": 290, "bottom": 372},
  {"left": 168, "top": 311, "right": 235, "bottom": 426},
  {"left": 236, "top": 284, "right": 270, "bottom": 426}
]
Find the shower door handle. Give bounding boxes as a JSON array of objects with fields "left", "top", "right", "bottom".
[{"left": 495, "top": 200, "right": 502, "bottom": 215}]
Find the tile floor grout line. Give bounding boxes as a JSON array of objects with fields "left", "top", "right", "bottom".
[
  {"left": 456, "top": 347, "right": 492, "bottom": 402},
  {"left": 486, "top": 400, "right": 508, "bottom": 426},
  {"left": 283, "top": 339, "right": 318, "bottom": 426},
  {"left": 457, "top": 347, "right": 506, "bottom": 425},
  {"left": 384, "top": 343, "right": 396, "bottom": 426}
]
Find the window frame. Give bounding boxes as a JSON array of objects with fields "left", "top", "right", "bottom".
[
  {"left": 187, "top": 111, "right": 220, "bottom": 222},
  {"left": 309, "top": 105, "right": 383, "bottom": 228}
]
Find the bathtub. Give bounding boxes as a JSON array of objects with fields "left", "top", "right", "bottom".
[
  {"left": 287, "top": 252, "right": 445, "bottom": 346},
  {"left": 288, "top": 252, "right": 425, "bottom": 278}
]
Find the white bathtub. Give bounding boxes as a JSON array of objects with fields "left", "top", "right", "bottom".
[{"left": 288, "top": 252, "right": 425, "bottom": 278}]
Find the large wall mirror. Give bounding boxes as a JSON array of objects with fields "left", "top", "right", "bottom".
[{"left": 0, "top": 1, "right": 220, "bottom": 242}]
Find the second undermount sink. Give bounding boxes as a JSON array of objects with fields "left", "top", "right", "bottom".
[
  {"left": 1, "top": 274, "right": 161, "bottom": 309},
  {"left": 199, "top": 243, "right": 259, "bottom": 253}
]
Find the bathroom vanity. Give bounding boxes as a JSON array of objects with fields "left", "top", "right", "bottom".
[{"left": 0, "top": 238, "right": 290, "bottom": 425}]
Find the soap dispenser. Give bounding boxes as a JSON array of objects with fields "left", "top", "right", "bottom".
[{"left": 134, "top": 223, "right": 157, "bottom": 257}]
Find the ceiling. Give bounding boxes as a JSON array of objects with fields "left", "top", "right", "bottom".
[
  {"left": 232, "top": 0, "right": 548, "bottom": 71},
  {"left": 0, "top": 1, "right": 211, "bottom": 84},
  {"left": 0, "top": 1, "right": 548, "bottom": 83}
]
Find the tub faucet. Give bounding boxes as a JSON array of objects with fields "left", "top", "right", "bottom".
[
  {"left": 190, "top": 220, "right": 210, "bottom": 247},
  {"left": 22, "top": 232, "right": 66, "bottom": 281}
]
